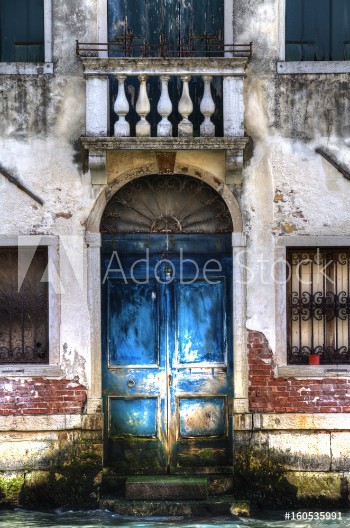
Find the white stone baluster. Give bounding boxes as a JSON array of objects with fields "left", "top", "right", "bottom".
[
  {"left": 200, "top": 75, "right": 215, "bottom": 137},
  {"left": 178, "top": 75, "right": 193, "bottom": 137},
  {"left": 136, "top": 75, "right": 151, "bottom": 136},
  {"left": 157, "top": 75, "right": 172, "bottom": 137},
  {"left": 114, "top": 75, "right": 130, "bottom": 137}
]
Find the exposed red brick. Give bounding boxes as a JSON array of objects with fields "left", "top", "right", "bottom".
[
  {"left": 248, "top": 330, "right": 350, "bottom": 413},
  {"left": 0, "top": 378, "right": 87, "bottom": 416}
]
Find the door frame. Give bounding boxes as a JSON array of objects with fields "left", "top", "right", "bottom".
[{"left": 84, "top": 167, "right": 248, "bottom": 422}]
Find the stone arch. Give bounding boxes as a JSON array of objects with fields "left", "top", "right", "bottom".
[{"left": 86, "top": 162, "right": 243, "bottom": 234}]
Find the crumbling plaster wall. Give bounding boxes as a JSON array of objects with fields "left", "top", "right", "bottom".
[
  {"left": 0, "top": 0, "right": 100, "bottom": 383},
  {"left": 233, "top": 0, "right": 350, "bottom": 347}
]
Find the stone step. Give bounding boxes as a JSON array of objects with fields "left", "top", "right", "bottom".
[
  {"left": 102, "top": 471, "right": 233, "bottom": 497},
  {"left": 125, "top": 475, "right": 208, "bottom": 500},
  {"left": 100, "top": 495, "right": 250, "bottom": 518}
]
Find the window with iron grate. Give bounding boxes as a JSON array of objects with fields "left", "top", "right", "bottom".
[
  {"left": 0, "top": 0, "right": 44, "bottom": 62},
  {"left": 0, "top": 247, "right": 48, "bottom": 364},
  {"left": 286, "top": 0, "right": 350, "bottom": 61},
  {"left": 287, "top": 248, "right": 350, "bottom": 365}
]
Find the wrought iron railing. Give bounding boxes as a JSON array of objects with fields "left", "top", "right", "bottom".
[
  {"left": 76, "top": 40, "right": 252, "bottom": 59},
  {"left": 287, "top": 248, "right": 350, "bottom": 365}
]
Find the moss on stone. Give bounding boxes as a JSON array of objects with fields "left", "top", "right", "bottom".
[
  {"left": 286, "top": 472, "right": 348, "bottom": 506},
  {"left": 232, "top": 446, "right": 350, "bottom": 510},
  {"left": 232, "top": 446, "right": 298, "bottom": 509},
  {"left": 0, "top": 473, "right": 25, "bottom": 508},
  {"left": 0, "top": 437, "right": 103, "bottom": 510},
  {"left": 19, "top": 465, "right": 102, "bottom": 510}
]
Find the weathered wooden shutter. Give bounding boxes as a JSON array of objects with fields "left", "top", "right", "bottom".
[
  {"left": 286, "top": 0, "right": 350, "bottom": 61},
  {"left": 108, "top": 0, "right": 223, "bottom": 54},
  {"left": 0, "top": 0, "right": 44, "bottom": 62},
  {"left": 332, "top": 0, "right": 350, "bottom": 60}
]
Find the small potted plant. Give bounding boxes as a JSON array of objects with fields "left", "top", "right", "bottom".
[{"left": 308, "top": 352, "right": 320, "bottom": 365}]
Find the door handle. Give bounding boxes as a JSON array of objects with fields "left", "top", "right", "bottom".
[
  {"left": 168, "top": 374, "right": 172, "bottom": 387},
  {"left": 127, "top": 379, "right": 135, "bottom": 388}
]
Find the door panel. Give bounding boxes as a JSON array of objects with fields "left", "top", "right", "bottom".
[
  {"left": 108, "top": 280, "right": 159, "bottom": 366},
  {"left": 175, "top": 279, "right": 226, "bottom": 365},
  {"left": 109, "top": 397, "right": 159, "bottom": 437},
  {"left": 178, "top": 397, "right": 227, "bottom": 437},
  {"left": 102, "top": 234, "right": 232, "bottom": 473}
]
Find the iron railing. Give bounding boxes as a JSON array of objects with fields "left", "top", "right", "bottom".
[{"left": 76, "top": 40, "right": 252, "bottom": 59}]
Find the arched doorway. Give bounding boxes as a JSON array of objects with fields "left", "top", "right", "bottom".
[{"left": 101, "top": 174, "right": 234, "bottom": 474}]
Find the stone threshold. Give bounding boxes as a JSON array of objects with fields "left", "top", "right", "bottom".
[{"left": 100, "top": 495, "right": 250, "bottom": 518}]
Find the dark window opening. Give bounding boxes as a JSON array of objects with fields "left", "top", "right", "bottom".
[
  {"left": 286, "top": 0, "right": 350, "bottom": 61},
  {"left": 0, "top": 0, "right": 44, "bottom": 62},
  {"left": 287, "top": 248, "right": 350, "bottom": 365},
  {"left": 0, "top": 247, "right": 48, "bottom": 364}
]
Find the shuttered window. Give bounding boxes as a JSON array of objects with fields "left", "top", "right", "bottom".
[
  {"left": 286, "top": 0, "right": 350, "bottom": 61},
  {"left": 0, "top": 0, "right": 44, "bottom": 62}
]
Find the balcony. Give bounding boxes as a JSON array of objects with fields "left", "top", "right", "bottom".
[{"left": 77, "top": 41, "right": 251, "bottom": 182}]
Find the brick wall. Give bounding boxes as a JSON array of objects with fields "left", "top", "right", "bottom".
[
  {"left": 248, "top": 330, "right": 350, "bottom": 412},
  {"left": 0, "top": 378, "right": 87, "bottom": 415}
]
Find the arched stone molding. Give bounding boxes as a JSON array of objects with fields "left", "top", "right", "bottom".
[
  {"left": 84, "top": 165, "right": 248, "bottom": 416},
  {"left": 86, "top": 163, "right": 243, "bottom": 233}
]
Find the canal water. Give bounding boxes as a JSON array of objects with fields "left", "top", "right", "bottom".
[{"left": 0, "top": 510, "right": 349, "bottom": 527}]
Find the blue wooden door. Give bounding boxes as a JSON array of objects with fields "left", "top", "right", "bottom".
[{"left": 102, "top": 234, "right": 232, "bottom": 473}]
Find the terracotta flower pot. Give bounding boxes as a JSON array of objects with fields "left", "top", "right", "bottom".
[{"left": 309, "top": 354, "right": 320, "bottom": 365}]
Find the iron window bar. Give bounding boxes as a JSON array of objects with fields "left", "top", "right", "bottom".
[
  {"left": 287, "top": 248, "right": 350, "bottom": 365},
  {"left": 0, "top": 248, "right": 49, "bottom": 365}
]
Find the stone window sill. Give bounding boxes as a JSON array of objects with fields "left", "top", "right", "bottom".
[
  {"left": 277, "top": 61, "right": 350, "bottom": 75},
  {"left": 0, "top": 364, "right": 62, "bottom": 378},
  {"left": 0, "top": 62, "right": 53, "bottom": 75},
  {"left": 277, "top": 365, "right": 350, "bottom": 378}
]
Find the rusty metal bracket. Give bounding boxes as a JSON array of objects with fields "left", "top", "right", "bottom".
[
  {"left": 0, "top": 164, "right": 44, "bottom": 205},
  {"left": 316, "top": 147, "right": 350, "bottom": 181}
]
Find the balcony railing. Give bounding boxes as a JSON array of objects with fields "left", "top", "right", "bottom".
[
  {"left": 76, "top": 41, "right": 252, "bottom": 59},
  {"left": 78, "top": 41, "right": 251, "bottom": 140}
]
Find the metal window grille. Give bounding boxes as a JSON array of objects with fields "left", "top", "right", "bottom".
[
  {"left": 0, "top": 247, "right": 48, "bottom": 364},
  {"left": 287, "top": 248, "right": 350, "bottom": 365}
]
